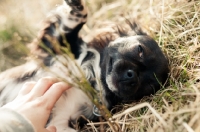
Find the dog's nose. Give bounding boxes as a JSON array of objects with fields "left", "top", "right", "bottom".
[
  {"left": 123, "top": 69, "right": 135, "bottom": 80},
  {"left": 120, "top": 69, "right": 138, "bottom": 89}
]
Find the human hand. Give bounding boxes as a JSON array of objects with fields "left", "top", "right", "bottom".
[{"left": 3, "top": 77, "right": 71, "bottom": 132}]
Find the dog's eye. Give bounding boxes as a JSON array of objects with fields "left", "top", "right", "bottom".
[{"left": 138, "top": 45, "right": 143, "bottom": 58}]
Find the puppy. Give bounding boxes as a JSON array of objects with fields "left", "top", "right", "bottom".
[{"left": 0, "top": 0, "right": 169, "bottom": 131}]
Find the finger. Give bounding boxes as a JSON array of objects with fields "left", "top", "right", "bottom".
[
  {"left": 46, "top": 126, "right": 57, "bottom": 132},
  {"left": 44, "top": 82, "right": 71, "bottom": 110},
  {"left": 18, "top": 82, "right": 36, "bottom": 96},
  {"left": 29, "top": 77, "right": 58, "bottom": 97}
]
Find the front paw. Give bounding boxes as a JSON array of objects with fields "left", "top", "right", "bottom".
[{"left": 65, "top": 0, "right": 84, "bottom": 11}]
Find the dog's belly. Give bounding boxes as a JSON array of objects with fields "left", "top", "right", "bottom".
[
  {"left": 0, "top": 80, "right": 24, "bottom": 106},
  {"left": 48, "top": 87, "right": 94, "bottom": 132}
]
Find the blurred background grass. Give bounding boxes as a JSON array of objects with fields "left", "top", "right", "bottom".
[
  {"left": 0, "top": 0, "right": 62, "bottom": 71},
  {"left": 0, "top": 0, "right": 200, "bottom": 131}
]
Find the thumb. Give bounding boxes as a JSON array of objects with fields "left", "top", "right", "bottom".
[{"left": 46, "top": 125, "right": 57, "bottom": 132}]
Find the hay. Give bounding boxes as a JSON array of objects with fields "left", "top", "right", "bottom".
[{"left": 0, "top": 0, "right": 199, "bottom": 131}]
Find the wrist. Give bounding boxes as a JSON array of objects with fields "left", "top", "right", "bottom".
[{"left": 0, "top": 108, "right": 35, "bottom": 132}]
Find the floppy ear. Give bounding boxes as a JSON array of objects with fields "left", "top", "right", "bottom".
[{"left": 125, "top": 20, "right": 147, "bottom": 36}]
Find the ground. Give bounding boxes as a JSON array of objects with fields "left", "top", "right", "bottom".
[{"left": 0, "top": 0, "right": 200, "bottom": 131}]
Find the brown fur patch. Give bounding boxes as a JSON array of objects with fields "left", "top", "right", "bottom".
[{"left": 88, "top": 20, "right": 147, "bottom": 52}]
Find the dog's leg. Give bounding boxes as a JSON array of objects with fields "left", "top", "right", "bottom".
[{"left": 29, "top": 0, "right": 87, "bottom": 60}]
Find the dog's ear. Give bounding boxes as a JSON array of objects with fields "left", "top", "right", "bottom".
[
  {"left": 125, "top": 20, "right": 147, "bottom": 36},
  {"left": 88, "top": 32, "right": 117, "bottom": 52}
]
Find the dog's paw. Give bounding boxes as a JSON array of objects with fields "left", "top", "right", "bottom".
[{"left": 65, "top": 0, "right": 84, "bottom": 11}]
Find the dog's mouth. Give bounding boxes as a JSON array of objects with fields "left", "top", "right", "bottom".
[{"left": 119, "top": 76, "right": 138, "bottom": 88}]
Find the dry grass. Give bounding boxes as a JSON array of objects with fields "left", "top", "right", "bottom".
[
  {"left": 0, "top": 0, "right": 200, "bottom": 131},
  {"left": 0, "top": 0, "right": 62, "bottom": 71}
]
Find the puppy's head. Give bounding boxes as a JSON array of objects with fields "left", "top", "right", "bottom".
[{"left": 101, "top": 35, "right": 169, "bottom": 99}]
